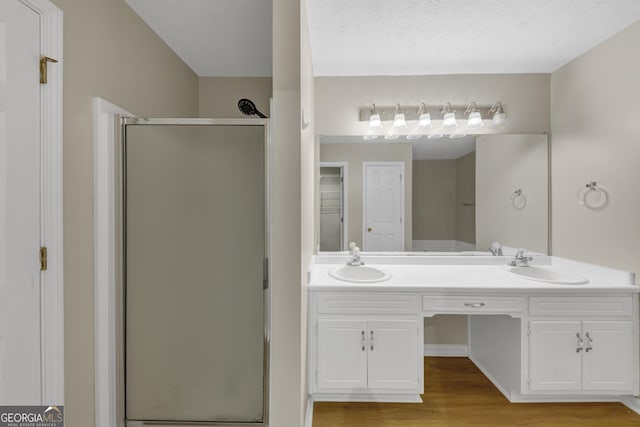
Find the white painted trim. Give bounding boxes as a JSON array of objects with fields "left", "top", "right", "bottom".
[
  {"left": 93, "top": 98, "right": 131, "bottom": 427},
  {"left": 20, "top": 0, "right": 64, "bottom": 405},
  {"left": 468, "top": 353, "right": 513, "bottom": 401},
  {"left": 424, "top": 344, "right": 469, "bottom": 357},
  {"left": 312, "top": 393, "right": 422, "bottom": 403},
  {"left": 361, "top": 161, "right": 405, "bottom": 251},
  {"left": 621, "top": 396, "right": 640, "bottom": 415},
  {"left": 319, "top": 161, "right": 348, "bottom": 251},
  {"left": 304, "top": 395, "right": 314, "bottom": 427}
]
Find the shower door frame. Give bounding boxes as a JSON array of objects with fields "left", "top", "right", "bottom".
[{"left": 117, "top": 117, "right": 271, "bottom": 427}]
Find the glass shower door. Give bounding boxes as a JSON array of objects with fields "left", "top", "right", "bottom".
[{"left": 124, "top": 121, "right": 266, "bottom": 424}]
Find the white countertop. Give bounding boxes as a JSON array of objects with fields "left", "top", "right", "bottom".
[{"left": 309, "top": 256, "right": 638, "bottom": 294}]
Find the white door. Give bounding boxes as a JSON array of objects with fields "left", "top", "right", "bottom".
[
  {"left": 367, "top": 320, "right": 419, "bottom": 390},
  {"left": 316, "top": 319, "right": 368, "bottom": 390},
  {"left": 0, "top": 0, "right": 43, "bottom": 403},
  {"left": 528, "top": 321, "right": 581, "bottom": 391},
  {"left": 582, "top": 321, "right": 633, "bottom": 391},
  {"left": 363, "top": 163, "right": 404, "bottom": 251}
]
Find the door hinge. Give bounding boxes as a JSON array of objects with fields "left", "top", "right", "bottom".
[
  {"left": 400, "top": 174, "right": 403, "bottom": 181},
  {"left": 263, "top": 257, "right": 269, "bottom": 289},
  {"left": 40, "top": 56, "right": 58, "bottom": 84},
  {"left": 527, "top": 374, "right": 531, "bottom": 385},
  {"left": 40, "top": 247, "right": 48, "bottom": 271},
  {"left": 527, "top": 323, "right": 531, "bottom": 337}
]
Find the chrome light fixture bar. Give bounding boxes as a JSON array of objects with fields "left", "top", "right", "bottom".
[{"left": 359, "top": 103, "right": 502, "bottom": 123}]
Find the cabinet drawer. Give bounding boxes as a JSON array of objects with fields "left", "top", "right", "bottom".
[
  {"left": 317, "top": 293, "right": 418, "bottom": 314},
  {"left": 529, "top": 296, "right": 633, "bottom": 317},
  {"left": 422, "top": 295, "right": 524, "bottom": 314}
]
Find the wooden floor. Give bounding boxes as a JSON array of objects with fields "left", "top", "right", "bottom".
[{"left": 313, "top": 357, "right": 640, "bottom": 426}]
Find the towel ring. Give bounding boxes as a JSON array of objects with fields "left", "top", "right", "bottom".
[
  {"left": 577, "top": 181, "right": 608, "bottom": 210},
  {"left": 510, "top": 189, "right": 527, "bottom": 209}
]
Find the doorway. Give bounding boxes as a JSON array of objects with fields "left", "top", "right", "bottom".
[
  {"left": 121, "top": 119, "right": 269, "bottom": 425},
  {"left": 319, "top": 162, "right": 347, "bottom": 251},
  {"left": 362, "top": 162, "right": 405, "bottom": 251}
]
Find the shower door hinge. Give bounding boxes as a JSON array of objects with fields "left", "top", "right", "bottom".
[
  {"left": 40, "top": 56, "right": 58, "bottom": 84},
  {"left": 40, "top": 246, "right": 48, "bottom": 271},
  {"left": 263, "top": 257, "right": 269, "bottom": 289}
]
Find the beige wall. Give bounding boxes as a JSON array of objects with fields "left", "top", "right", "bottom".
[
  {"left": 412, "top": 153, "right": 475, "bottom": 244},
  {"left": 476, "top": 134, "right": 549, "bottom": 254},
  {"left": 199, "top": 77, "right": 272, "bottom": 118},
  {"left": 551, "top": 20, "right": 640, "bottom": 282},
  {"left": 315, "top": 74, "right": 550, "bottom": 136},
  {"left": 51, "top": 0, "right": 198, "bottom": 426},
  {"left": 320, "top": 143, "right": 412, "bottom": 251},
  {"left": 425, "top": 315, "right": 468, "bottom": 345},
  {"left": 455, "top": 152, "right": 476, "bottom": 244},
  {"left": 300, "top": 0, "right": 315, "bottom": 420},
  {"left": 412, "top": 160, "right": 456, "bottom": 241},
  {"left": 270, "top": 0, "right": 304, "bottom": 425}
]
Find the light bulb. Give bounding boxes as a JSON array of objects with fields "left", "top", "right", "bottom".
[
  {"left": 418, "top": 113, "right": 432, "bottom": 128},
  {"left": 369, "top": 113, "right": 382, "bottom": 130},
  {"left": 393, "top": 113, "right": 407, "bottom": 128},
  {"left": 466, "top": 111, "right": 484, "bottom": 129},
  {"left": 442, "top": 112, "right": 457, "bottom": 129},
  {"left": 427, "top": 132, "right": 443, "bottom": 140}
]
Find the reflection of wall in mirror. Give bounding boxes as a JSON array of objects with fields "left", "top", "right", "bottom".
[
  {"left": 412, "top": 152, "right": 476, "bottom": 249},
  {"left": 320, "top": 142, "right": 412, "bottom": 250},
  {"left": 476, "top": 134, "right": 548, "bottom": 254}
]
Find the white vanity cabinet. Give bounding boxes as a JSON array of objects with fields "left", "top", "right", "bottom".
[
  {"left": 526, "top": 296, "right": 635, "bottom": 394},
  {"left": 316, "top": 319, "right": 419, "bottom": 391},
  {"left": 310, "top": 293, "right": 423, "bottom": 401}
]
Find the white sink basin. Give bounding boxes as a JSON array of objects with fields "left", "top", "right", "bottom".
[
  {"left": 329, "top": 265, "right": 391, "bottom": 283},
  {"left": 503, "top": 265, "right": 588, "bottom": 285}
]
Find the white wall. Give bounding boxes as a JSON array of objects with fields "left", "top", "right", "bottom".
[
  {"left": 315, "top": 74, "right": 550, "bottom": 136},
  {"left": 550, "top": 20, "right": 640, "bottom": 282}
]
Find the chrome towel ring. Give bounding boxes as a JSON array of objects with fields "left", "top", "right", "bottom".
[
  {"left": 577, "top": 181, "right": 609, "bottom": 210},
  {"left": 510, "top": 189, "right": 527, "bottom": 209}
]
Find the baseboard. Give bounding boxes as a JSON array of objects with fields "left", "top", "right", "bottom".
[
  {"left": 424, "top": 344, "right": 468, "bottom": 357},
  {"left": 304, "top": 395, "right": 314, "bottom": 427},
  {"left": 621, "top": 395, "right": 640, "bottom": 415},
  {"left": 312, "top": 393, "right": 422, "bottom": 403}
]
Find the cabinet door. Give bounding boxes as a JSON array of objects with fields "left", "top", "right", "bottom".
[
  {"left": 529, "top": 321, "right": 582, "bottom": 391},
  {"left": 367, "top": 320, "right": 419, "bottom": 390},
  {"left": 316, "top": 319, "right": 368, "bottom": 390},
  {"left": 582, "top": 321, "right": 633, "bottom": 391}
]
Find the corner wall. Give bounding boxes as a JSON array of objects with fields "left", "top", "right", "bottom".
[
  {"left": 550, "top": 20, "right": 640, "bottom": 281},
  {"left": 199, "top": 77, "right": 272, "bottom": 118},
  {"left": 51, "top": 1, "right": 198, "bottom": 426}
]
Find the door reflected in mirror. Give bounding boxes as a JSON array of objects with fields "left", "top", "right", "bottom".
[{"left": 318, "top": 134, "right": 548, "bottom": 255}]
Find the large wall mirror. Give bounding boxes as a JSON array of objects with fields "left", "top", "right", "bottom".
[{"left": 318, "top": 134, "right": 549, "bottom": 255}]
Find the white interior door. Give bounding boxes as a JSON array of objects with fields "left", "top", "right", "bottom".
[
  {"left": 363, "top": 163, "right": 404, "bottom": 251},
  {"left": 0, "top": 0, "right": 43, "bottom": 404}
]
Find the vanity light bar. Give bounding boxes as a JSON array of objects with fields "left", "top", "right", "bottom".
[{"left": 359, "top": 104, "right": 496, "bottom": 122}]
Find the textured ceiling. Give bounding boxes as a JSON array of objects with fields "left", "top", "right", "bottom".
[
  {"left": 125, "top": 0, "right": 272, "bottom": 77},
  {"left": 125, "top": 0, "right": 640, "bottom": 77},
  {"left": 307, "top": 0, "right": 640, "bottom": 76}
]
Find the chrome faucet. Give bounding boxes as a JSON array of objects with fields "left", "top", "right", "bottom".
[
  {"left": 347, "top": 242, "right": 365, "bottom": 266},
  {"left": 509, "top": 248, "right": 534, "bottom": 267},
  {"left": 489, "top": 242, "right": 503, "bottom": 256}
]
